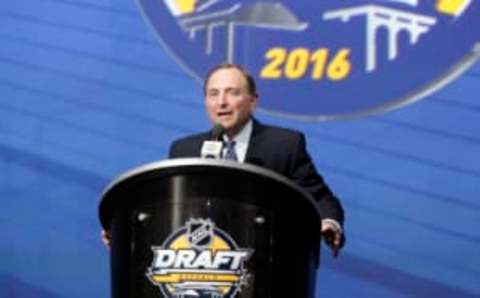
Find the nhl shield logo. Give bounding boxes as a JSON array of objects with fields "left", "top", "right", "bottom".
[
  {"left": 136, "top": 0, "right": 480, "bottom": 119},
  {"left": 187, "top": 218, "right": 214, "bottom": 249}
]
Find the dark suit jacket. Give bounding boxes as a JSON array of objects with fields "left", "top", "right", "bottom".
[{"left": 169, "top": 119, "right": 344, "bottom": 225}]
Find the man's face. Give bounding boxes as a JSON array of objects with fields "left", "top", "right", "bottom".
[{"left": 205, "top": 68, "right": 257, "bottom": 137}]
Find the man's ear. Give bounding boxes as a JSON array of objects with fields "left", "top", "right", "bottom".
[{"left": 251, "top": 93, "right": 259, "bottom": 106}]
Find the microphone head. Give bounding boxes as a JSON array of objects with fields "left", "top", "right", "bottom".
[{"left": 211, "top": 124, "right": 225, "bottom": 141}]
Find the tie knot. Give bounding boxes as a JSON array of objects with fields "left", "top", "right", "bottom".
[
  {"left": 223, "top": 140, "right": 238, "bottom": 161},
  {"left": 224, "top": 140, "right": 236, "bottom": 149}
]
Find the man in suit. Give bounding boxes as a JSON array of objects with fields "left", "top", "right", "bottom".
[{"left": 169, "top": 63, "right": 345, "bottom": 256}]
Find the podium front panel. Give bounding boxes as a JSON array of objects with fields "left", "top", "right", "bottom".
[{"left": 101, "top": 159, "right": 321, "bottom": 298}]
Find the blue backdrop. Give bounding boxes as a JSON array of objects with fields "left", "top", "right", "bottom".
[{"left": 0, "top": 0, "right": 479, "bottom": 297}]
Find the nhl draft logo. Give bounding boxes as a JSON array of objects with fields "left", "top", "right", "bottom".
[
  {"left": 146, "top": 218, "right": 253, "bottom": 298},
  {"left": 137, "top": 0, "right": 480, "bottom": 119}
]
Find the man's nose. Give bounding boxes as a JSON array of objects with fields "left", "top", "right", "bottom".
[{"left": 218, "top": 92, "right": 228, "bottom": 106}]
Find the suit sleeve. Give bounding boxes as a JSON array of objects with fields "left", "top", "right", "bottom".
[
  {"left": 288, "top": 133, "right": 345, "bottom": 225},
  {"left": 168, "top": 140, "right": 180, "bottom": 158}
]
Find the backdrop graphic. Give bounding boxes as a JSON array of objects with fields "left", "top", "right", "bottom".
[
  {"left": 138, "top": 0, "right": 480, "bottom": 118},
  {"left": 0, "top": 0, "right": 479, "bottom": 297}
]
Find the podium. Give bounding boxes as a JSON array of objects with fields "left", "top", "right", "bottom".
[{"left": 99, "top": 158, "right": 322, "bottom": 298}]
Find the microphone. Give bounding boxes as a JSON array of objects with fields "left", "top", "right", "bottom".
[
  {"left": 211, "top": 123, "right": 224, "bottom": 141},
  {"left": 201, "top": 124, "right": 225, "bottom": 159}
]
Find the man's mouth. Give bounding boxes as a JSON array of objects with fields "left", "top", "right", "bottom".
[{"left": 217, "top": 111, "right": 233, "bottom": 117}]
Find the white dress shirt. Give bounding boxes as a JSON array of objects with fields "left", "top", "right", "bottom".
[{"left": 222, "top": 119, "right": 253, "bottom": 163}]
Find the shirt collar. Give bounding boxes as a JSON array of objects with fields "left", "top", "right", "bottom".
[{"left": 223, "top": 119, "right": 253, "bottom": 144}]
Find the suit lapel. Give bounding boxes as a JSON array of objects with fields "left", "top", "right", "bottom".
[{"left": 245, "top": 119, "right": 265, "bottom": 162}]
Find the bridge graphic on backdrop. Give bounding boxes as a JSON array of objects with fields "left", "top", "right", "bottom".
[
  {"left": 324, "top": 5, "right": 437, "bottom": 72},
  {"left": 177, "top": 2, "right": 308, "bottom": 62}
]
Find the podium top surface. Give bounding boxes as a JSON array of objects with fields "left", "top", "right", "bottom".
[
  {"left": 99, "top": 158, "right": 320, "bottom": 228},
  {"left": 103, "top": 158, "right": 313, "bottom": 200}
]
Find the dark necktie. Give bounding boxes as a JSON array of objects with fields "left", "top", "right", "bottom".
[{"left": 223, "top": 140, "right": 238, "bottom": 161}]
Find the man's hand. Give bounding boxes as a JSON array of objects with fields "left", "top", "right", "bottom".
[
  {"left": 101, "top": 229, "right": 111, "bottom": 250},
  {"left": 321, "top": 219, "right": 344, "bottom": 258}
]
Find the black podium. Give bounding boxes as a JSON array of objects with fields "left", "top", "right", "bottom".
[{"left": 99, "top": 158, "right": 322, "bottom": 298}]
